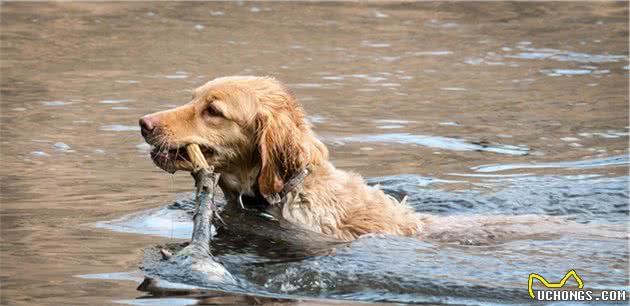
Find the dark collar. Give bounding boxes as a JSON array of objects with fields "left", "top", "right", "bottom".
[
  {"left": 235, "top": 165, "right": 312, "bottom": 220},
  {"left": 262, "top": 165, "right": 312, "bottom": 207}
]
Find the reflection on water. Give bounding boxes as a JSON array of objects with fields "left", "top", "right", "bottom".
[{"left": 1, "top": 1, "right": 628, "bottom": 305}]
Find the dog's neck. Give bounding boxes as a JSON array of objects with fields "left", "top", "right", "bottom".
[
  {"left": 217, "top": 162, "right": 320, "bottom": 211},
  {"left": 217, "top": 165, "right": 260, "bottom": 198},
  {"left": 260, "top": 165, "right": 311, "bottom": 207}
]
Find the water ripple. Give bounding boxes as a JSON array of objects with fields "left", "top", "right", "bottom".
[
  {"left": 507, "top": 46, "right": 628, "bottom": 63},
  {"left": 472, "top": 155, "right": 629, "bottom": 173},
  {"left": 334, "top": 133, "right": 530, "bottom": 156}
]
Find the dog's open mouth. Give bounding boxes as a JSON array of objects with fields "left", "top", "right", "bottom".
[{"left": 150, "top": 145, "right": 212, "bottom": 173}]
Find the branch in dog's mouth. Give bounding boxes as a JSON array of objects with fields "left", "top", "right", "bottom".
[
  {"left": 149, "top": 145, "right": 214, "bottom": 173},
  {"left": 138, "top": 144, "right": 235, "bottom": 288}
]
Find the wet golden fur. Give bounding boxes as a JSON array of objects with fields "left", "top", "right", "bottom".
[{"left": 142, "top": 76, "right": 421, "bottom": 241}]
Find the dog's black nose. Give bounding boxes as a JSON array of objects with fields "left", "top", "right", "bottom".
[{"left": 139, "top": 116, "right": 156, "bottom": 137}]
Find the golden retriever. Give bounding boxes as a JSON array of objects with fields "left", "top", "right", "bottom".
[{"left": 140, "top": 76, "right": 420, "bottom": 241}]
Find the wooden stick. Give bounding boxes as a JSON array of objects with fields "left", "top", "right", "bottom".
[
  {"left": 186, "top": 143, "right": 217, "bottom": 233},
  {"left": 186, "top": 144, "right": 209, "bottom": 171},
  {"left": 138, "top": 144, "right": 234, "bottom": 289}
]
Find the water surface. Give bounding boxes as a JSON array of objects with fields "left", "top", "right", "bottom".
[{"left": 1, "top": 2, "right": 628, "bottom": 305}]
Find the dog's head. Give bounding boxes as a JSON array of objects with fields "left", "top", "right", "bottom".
[{"left": 140, "top": 76, "right": 328, "bottom": 195}]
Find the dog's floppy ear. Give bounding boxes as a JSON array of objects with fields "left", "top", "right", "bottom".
[{"left": 255, "top": 110, "right": 307, "bottom": 196}]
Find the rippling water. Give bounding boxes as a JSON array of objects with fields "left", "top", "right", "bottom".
[{"left": 1, "top": 2, "right": 628, "bottom": 305}]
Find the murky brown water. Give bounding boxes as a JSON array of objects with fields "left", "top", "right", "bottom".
[{"left": 1, "top": 2, "right": 628, "bottom": 305}]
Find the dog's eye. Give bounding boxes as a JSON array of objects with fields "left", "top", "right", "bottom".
[{"left": 205, "top": 105, "right": 223, "bottom": 118}]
